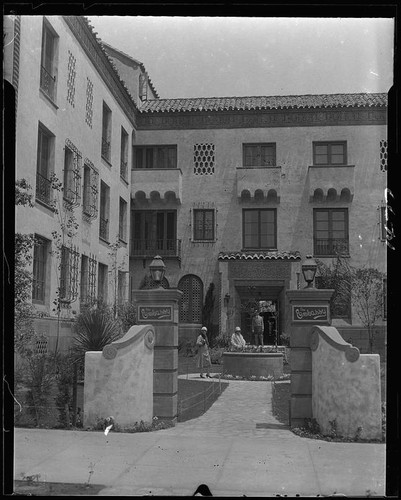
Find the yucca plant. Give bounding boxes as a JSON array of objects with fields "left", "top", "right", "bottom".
[{"left": 71, "top": 307, "right": 122, "bottom": 362}]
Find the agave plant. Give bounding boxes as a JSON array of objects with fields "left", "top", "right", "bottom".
[{"left": 71, "top": 307, "right": 122, "bottom": 362}]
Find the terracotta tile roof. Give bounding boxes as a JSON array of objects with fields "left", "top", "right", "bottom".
[
  {"left": 218, "top": 251, "right": 302, "bottom": 260},
  {"left": 139, "top": 93, "right": 387, "bottom": 113}
]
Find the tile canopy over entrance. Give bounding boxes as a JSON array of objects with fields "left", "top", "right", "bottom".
[{"left": 219, "top": 251, "right": 302, "bottom": 341}]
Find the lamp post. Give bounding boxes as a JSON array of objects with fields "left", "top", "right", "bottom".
[
  {"left": 301, "top": 255, "right": 318, "bottom": 289},
  {"left": 149, "top": 255, "right": 166, "bottom": 287}
]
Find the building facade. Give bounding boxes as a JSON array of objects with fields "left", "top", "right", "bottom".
[{"left": 7, "top": 15, "right": 387, "bottom": 353}]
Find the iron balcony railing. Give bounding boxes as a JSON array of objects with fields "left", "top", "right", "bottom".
[
  {"left": 99, "top": 216, "right": 109, "bottom": 241},
  {"left": 36, "top": 172, "right": 52, "bottom": 206},
  {"left": 130, "top": 239, "right": 182, "bottom": 259},
  {"left": 40, "top": 65, "right": 56, "bottom": 101},
  {"left": 314, "top": 238, "right": 349, "bottom": 256},
  {"left": 101, "top": 138, "right": 111, "bottom": 162}
]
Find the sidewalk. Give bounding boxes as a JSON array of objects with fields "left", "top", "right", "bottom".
[{"left": 13, "top": 377, "right": 385, "bottom": 497}]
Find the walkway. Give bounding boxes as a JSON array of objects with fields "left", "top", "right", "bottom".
[{"left": 13, "top": 378, "right": 385, "bottom": 497}]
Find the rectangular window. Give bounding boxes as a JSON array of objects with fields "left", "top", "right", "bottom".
[
  {"left": 85, "top": 78, "right": 94, "bottom": 128},
  {"left": 36, "top": 123, "right": 54, "bottom": 206},
  {"left": 63, "top": 141, "right": 81, "bottom": 205},
  {"left": 193, "top": 209, "right": 215, "bottom": 241},
  {"left": 82, "top": 160, "right": 99, "bottom": 220},
  {"left": 119, "top": 198, "right": 128, "bottom": 242},
  {"left": 40, "top": 19, "right": 58, "bottom": 101},
  {"left": 99, "top": 181, "right": 110, "bottom": 242},
  {"left": 120, "top": 127, "right": 129, "bottom": 181},
  {"left": 133, "top": 146, "right": 177, "bottom": 169},
  {"left": 32, "top": 236, "right": 50, "bottom": 303},
  {"left": 101, "top": 102, "right": 112, "bottom": 162},
  {"left": 243, "top": 209, "right": 276, "bottom": 249},
  {"left": 313, "top": 141, "right": 347, "bottom": 165},
  {"left": 59, "top": 245, "right": 79, "bottom": 302},
  {"left": 98, "top": 263, "right": 108, "bottom": 303},
  {"left": 80, "top": 254, "right": 89, "bottom": 305},
  {"left": 313, "top": 208, "right": 349, "bottom": 256},
  {"left": 243, "top": 143, "right": 276, "bottom": 167},
  {"left": 132, "top": 210, "right": 177, "bottom": 256}
]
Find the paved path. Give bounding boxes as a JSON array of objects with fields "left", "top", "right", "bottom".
[{"left": 13, "top": 377, "right": 385, "bottom": 497}]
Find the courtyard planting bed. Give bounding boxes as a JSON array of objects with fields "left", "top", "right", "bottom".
[{"left": 222, "top": 351, "right": 284, "bottom": 378}]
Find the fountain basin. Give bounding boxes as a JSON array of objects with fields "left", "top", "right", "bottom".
[{"left": 223, "top": 351, "right": 284, "bottom": 378}]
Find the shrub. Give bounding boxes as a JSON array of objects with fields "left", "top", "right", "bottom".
[
  {"left": 212, "top": 333, "right": 230, "bottom": 349},
  {"left": 24, "top": 353, "right": 55, "bottom": 426},
  {"left": 178, "top": 339, "right": 197, "bottom": 357},
  {"left": 209, "top": 347, "right": 224, "bottom": 364},
  {"left": 71, "top": 307, "right": 122, "bottom": 361}
]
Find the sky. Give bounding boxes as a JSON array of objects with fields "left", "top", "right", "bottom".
[{"left": 88, "top": 16, "right": 394, "bottom": 99}]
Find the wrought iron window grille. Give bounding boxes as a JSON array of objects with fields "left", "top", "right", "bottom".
[
  {"left": 59, "top": 244, "right": 80, "bottom": 303},
  {"left": 82, "top": 159, "right": 99, "bottom": 220},
  {"left": 40, "top": 65, "right": 56, "bottom": 101},
  {"left": 63, "top": 139, "right": 82, "bottom": 206}
]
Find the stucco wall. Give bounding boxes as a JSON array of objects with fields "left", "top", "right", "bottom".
[
  {"left": 311, "top": 326, "right": 382, "bottom": 440},
  {"left": 133, "top": 123, "right": 387, "bottom": 327},
  {"left": 15, "top": 16, "right": 133, "bottom": 320},
  {"left": 84, "top": 325, "right": 155, "bottom": 427}
]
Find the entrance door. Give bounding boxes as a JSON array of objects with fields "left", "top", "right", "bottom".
[{"left": 240, "top": 297, "right": 280, "bottom": 345}]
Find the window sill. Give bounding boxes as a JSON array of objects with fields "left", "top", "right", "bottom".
[
  {"left": 99, "top": 236, "right": 110, "bottom": 245},
  {"left": 39, "top": 88, "right": 58, "bottom": 109},
  {"left": 309, "top": 164, "right": 355, "bottom": 168},
  {"left": 314, "top": 254, "right": 350, "bottom": 258},
  {"left": 101, "top": 155, "right": 112, "bottom": 168},
  {"left": 35, "top": 197, "right": 55, "bottom": 213},
  {"left": 118, "top": 238, "right": 128, "bottom": 247},
  {"left": 120, "top": 175, "right": 129, "bottom": 186},
  {"left": 191, "top": 239, "right": 216, "bottom": 243},
  {"left": 237, "top": 165, "right": 279, "bottom": 169}
]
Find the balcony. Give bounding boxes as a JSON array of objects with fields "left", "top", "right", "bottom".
[
  {"left": 36, "top": 172, "right": 53, "bottom": 206},
  {"left": 40, "top": 65, "right": 56, "bottom": 102},
  {"left": 314, "top": 238, "right": 349, "bottom": 257},
  {"left": 237, "top": 166, "right": 281, "bottom": 203},
  {"left": 308, "top": 165, "right": 355, "bottom": 202},
  {"left": 130, "top": 239, "right": 182, "bottom": 260},
  {"left": 132, "top": 168, "right": 182, "bottom": 205}
]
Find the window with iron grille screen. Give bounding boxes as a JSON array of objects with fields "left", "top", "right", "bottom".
[
  {"left": 85, "top": 77, "right": 94, "bottom": 127},
  {"left": 193, "top": 209, "right": 215, "bottom": 241},
  {"left": 59, "top": 245, "right": 79, "bottom": 302},
  {"left": 193, "top": 143, "right": 215, "bottom": 175},
  {"left": 178, "top": 274, "right": 204, "bottom": 323},
  {"left": 243, "top": 209, "right": 276, "bottom": 249},
  {"left": 82, "top": 160, "right": 98, "bottom": 220},
  {"left": 99, "top": 181, "right": 110, "bottom": 242},
  {"left": 32, "top": 236, "right": 50, "bottom": 303},
  {"left": 380, "top": 140, "right": 387, "bottom": 172},
  {"left": 98, "top": 263, "right": 108, "bottom": 303},
  {"left": 313, "top": 141, "right": 347, "bottom": 165},
  {"left": 313, "top": 209, "right": 349, "bottom": 256},
  {"left": 120, "top": 127, "right": 129, "bottom": 181},
  {"left": 119, "top": 198, "right": 128, "bottom": 242},
  {"left": 243, "top": 143, "right": 276, "bottom": 167},
  {"left": 80, "top": 254, "right": 90, "bottom": 305},
  {"left": 36, "top": 123, "right": 54, "bottom": 206},
  {"left": 66, "top": 50, "right": 76, "bottom": 107},
  {"left": 35, "top": 337, "right": 48, "bottom": 354},
  {"left": 101, "top": 102, "right": 112, "bottom": 162},
  {"left": 40, "top": 19, "right": 58, "bottom": 102},
  {"left": 133, "top": 146, "right": 177, "bottom": 169},
  {"left": 63, "top": 140, "right": 81, "bottom": 205}
]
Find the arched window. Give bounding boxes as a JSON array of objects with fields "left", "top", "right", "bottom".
[{"left": 178, "top": 274, "right": 203, "bottom": 323}]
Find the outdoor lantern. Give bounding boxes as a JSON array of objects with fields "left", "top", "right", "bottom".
[
  {"left": 149, "top": 255, "right": 166, "bottom": 286},
  {"left": 224, "top": 293, "right": 231, "bottom": 306},
  {"left": 301, "top": 255, "right": 317, "bottom": 288}
]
